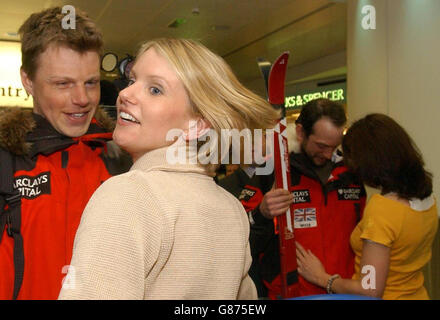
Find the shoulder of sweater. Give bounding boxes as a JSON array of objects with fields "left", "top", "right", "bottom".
[
  {"left": 215, "top": 184, "right": 249, "bottom": 228},
  {"left": 102, "top": 168, "right": 164, "bottom": 186},
  {"left": 100, "top": 169, "right": 246, "bottom": 213},
  {"left": 90, "top": 170, "right": 162, "bottom": 212},
  {"left": 80, "top": 171, "right": 168, "bottom": 239}
]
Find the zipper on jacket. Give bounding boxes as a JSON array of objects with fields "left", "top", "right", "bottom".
[
  {"left": 62, "top": 149, "right": 71, "bottom": 267},
  {"left": 322, "top": 184, "right": 328, "bottom": 206},
  {"left": 61, "top": 151, "right": 69, "bottom": 169}
]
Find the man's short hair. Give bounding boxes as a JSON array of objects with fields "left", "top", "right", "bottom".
[
  {"left": 19, "top": 6, "right": 103, "bottom": 80},
  {"left": 295, "top": 98, "right": 346, "bottom": 137}
]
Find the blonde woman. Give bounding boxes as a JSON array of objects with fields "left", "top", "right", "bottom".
[{"left": 58, "top": 38, "right": 279, "bottom": 299}]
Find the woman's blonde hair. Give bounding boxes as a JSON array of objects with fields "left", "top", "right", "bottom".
[{"left": 136, "top": 38, "right": 280, "bottom": 170}]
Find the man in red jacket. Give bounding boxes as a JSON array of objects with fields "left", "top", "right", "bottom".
[
  {"left": 220, "top": 99, "right": 366, "bottom": 299},
  {"left": 0, "top": 7, "right": 130, "bottom": 299},
  {"left": 262, "top": 99, "right": 366, "bottom": 298}
]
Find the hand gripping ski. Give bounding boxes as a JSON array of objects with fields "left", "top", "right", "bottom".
[{"left": 258, "top": 52, "right": 298, "bottom": 298}]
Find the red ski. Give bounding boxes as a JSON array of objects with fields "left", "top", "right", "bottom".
[{"left": 258, "top": 52, "right": 298, "bottom": 299}]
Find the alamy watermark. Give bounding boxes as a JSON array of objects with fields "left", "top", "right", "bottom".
[
  {"left": 61, "top": 265, "right": 76, "bottom": 290},
  {"left": 165, "top": 121, "right": 275, "bottom": 176},
  {"left": 361, "top": 5, "right": 376, "bottom": 30},
  {"left": 361, "top": 265, "right": 376, "bottom": 290},
  {"left": 61, "top": 5, "right": 76, "bottom": 29}
]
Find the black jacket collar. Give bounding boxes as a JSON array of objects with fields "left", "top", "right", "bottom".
[
  {"left": 27, "top": 113, "right": 112, "bottom": 157},
  {"left": 0, "top": 107, "right": 113, "bottom": 158}
]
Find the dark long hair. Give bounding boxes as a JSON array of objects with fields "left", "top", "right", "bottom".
[{"left": 342, "top": 114, "right": 432, "bottom": 200}]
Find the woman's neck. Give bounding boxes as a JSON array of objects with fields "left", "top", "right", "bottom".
[{"left": 381, "top": 192, "right": 410, "bottom": 207}]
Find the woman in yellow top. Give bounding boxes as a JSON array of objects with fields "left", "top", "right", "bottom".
[{"left": 296, "top": 114, "right": 438, "bottom": 299}]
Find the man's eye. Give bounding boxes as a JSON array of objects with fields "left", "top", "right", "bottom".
[
  {"left": 86, "top": 80, "right": 99, "bottom": 87},
  {"left": 127, "top": 79, "right": 135, "bottom": 86},
  {"left": 150, "top": 87, "right": 162, "bottom": 95}
]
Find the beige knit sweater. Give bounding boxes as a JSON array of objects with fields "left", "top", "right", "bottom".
[{"left": 58, "top": 145, "right": 257, "bottom": 300}]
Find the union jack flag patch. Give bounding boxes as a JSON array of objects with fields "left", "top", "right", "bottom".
[{"left": 294, "top": 207, "right": 317, "bottom": 229}]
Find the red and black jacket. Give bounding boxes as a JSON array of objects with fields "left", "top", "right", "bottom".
[
  {"left": 218, "top": 168, "right": 274, "bottom": 297},
  {"left": 263, "top": 152, "right": 366, "bottom": 298},
  {"left": 0, "top": 108, "right": 131, "bottom": 300},
  {"left": 219, "top": 152, "right": 366, "bottom": 299}
]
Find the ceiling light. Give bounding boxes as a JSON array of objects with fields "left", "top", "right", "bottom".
[{"left": 168, "top": 18, "right": 187, "bottom": 28}]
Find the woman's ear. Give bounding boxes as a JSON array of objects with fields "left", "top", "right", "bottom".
[{"left": 183, "top": 118, "right": 211, "bottom": 141}]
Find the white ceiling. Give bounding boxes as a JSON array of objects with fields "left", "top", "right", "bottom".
[{"left": 0, "top": 0, "right": 347, "bottom": 94}]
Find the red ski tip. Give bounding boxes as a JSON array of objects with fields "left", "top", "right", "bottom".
[{"left": 268, "top": 52, "right": 290, "bottom": 106}]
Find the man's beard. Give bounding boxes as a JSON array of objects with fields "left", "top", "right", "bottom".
[{"left": 300, "top": 141, "right": 329, "bottom": 168}]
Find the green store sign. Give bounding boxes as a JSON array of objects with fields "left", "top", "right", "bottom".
[{"left": 285, "top": 88, "right": 345, "bottom": 109}]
